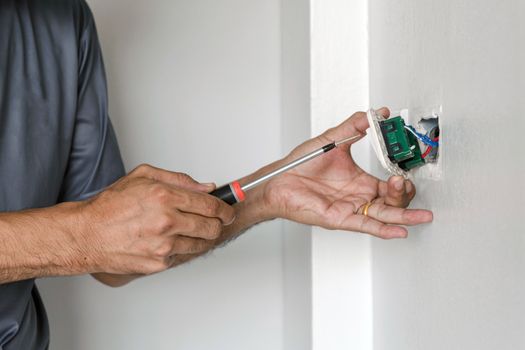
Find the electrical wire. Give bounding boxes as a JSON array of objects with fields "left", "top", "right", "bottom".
[
  {"left": 422, "top": 146, "right": 433, "bottom": 158},
  {"left": 422, "top": 137, "right": 440, "bottom": 159},
  {"left": 404, "top": 125, "right": 439, "bottom": 147}
]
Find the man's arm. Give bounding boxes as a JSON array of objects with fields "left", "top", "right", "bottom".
[
  {"left": 0, "top": 165, "right": 235, "bottom": 285},
  {"left": 92, "top": 166, "right": 273, "bottom": 287},
  {"left": 0, "top": 202, "right": 92, "bottom": 284},
  {"left": 94, "top": 110, "right": 434, "bottom": 287}
]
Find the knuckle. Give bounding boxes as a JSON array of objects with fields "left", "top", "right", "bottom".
[
  {"left": 175, "top": 172, "right": 193, "bottom": 183},
  {"left": 205, "top": 199, "right": 221, "bottom": 215},
  {"left": 153, "top": 241, "right": 173, "bottom": 258},
  {"left": 162, "top": 215, "right": 176, "bottom": 231},
  {"left": 376, "top": 204, "right": 386, "bottom": 218},
  {"left": 133, "top": 163, "right": 152, "bottom": 176},
  {"left": 155, "top": 213, "right": 174, "bottom": 233},
  {"left": 183, "top": 217, "right": 197, "bottom": 233},
  {"left": 150, "top": 184, "right": 170, "bottom": 203},
  {"left": 358, "top": 216, "right": 372, "bottom": 234},
  {"left": 206, "top": 219, "right": 222, "bottom": 239}
]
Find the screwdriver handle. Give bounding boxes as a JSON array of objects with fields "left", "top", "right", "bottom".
[{"left": 210, "top": 181, "right": 246, "bottom": 205}]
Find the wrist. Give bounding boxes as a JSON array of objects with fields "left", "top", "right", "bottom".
[
  {"left": 61, "top": 201, "right": 105, "bottom": 274},
  {"left": 242, "top": 182, "right": 276, "bottom": 221},
  {"left": 238, "top": 169, "right": 281, "bottom": 221},
  {"left": 32, "top": 201, "right": 99, "bottom": 275}
]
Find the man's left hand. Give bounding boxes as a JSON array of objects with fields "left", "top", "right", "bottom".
[{"left": 259, "top": 108, "right": 433, "bottom": 239}]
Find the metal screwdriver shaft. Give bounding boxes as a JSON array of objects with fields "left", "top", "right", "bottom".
[
  {"left": 242, "top": 134, "right": 360, "bottom": 191},
  {"left": 210, "top": 134, "right": 362, "bottom": 205}
]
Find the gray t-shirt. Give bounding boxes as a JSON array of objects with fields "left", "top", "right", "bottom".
[{"left": 0, "top": 0, "right": 125, "bottom": 348}]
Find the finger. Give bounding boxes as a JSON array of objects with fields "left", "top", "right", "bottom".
[
  {"left": 365, "top": 203, "right": 434, "bottom": 226},
  {"left": 170, "top": 236, "right": 214, "bottom": 255},
  {"left": 383, "top": 176, "right": 409, "bottom": 208},
  {"left": 173, "top": 212, "right": 223, "bottom": 240},
  {"left": 376, "top": 107, "right": 391, "bottom": 119},
  {"left": 131, "top": 164, "right": 214, "bottom": 192},
  {"left": 169, "top": 253, "right": 199, "bottom": 268},
  {"left": 338, "top": 214, "right": 408, "bottom": 239},
  {"left": 321, "top": 107, "right": 391, "bottom": 143},
  {"left": 172, "top": 188, "right": 236, "bottom": 225},
  {"left": 404, "top": 180, "right": 416, "bottom": 201},
  {"left": 322, "top": 112, "right": 368, "bottom": 141},
  {"left": 378, "top": 176, "right": 417, "bottom": 208}
]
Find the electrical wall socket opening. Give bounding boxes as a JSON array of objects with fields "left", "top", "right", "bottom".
[
  {"left": 407, "top": 107, "right": 442, "bottom": 181},
  {"left": 367, "top": 107, "right": 442, "bottom": 181}
]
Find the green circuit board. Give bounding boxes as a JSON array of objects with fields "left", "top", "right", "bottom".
[{"left": 379, "top": 116, "right": 425, "bottom": 171}]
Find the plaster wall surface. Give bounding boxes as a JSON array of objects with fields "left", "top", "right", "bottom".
[
  {"left": 370, "top": 1, "right": 525, "bottom": 349},
  {"left": 310, "top": 0, "right": 372, "bottom": 349}
]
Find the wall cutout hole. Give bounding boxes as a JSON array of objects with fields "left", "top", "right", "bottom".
[{"left": 418, "top": 117, "right": 440, "bottom": 163}]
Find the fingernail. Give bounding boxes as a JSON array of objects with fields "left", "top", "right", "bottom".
[
  {"left": 405, "top": 181, "right": 413, "bottom": 192},
  {"left": 224, "top": 215, "right": 236, "bottom": 226},
  {"left": 201, "top": 182, "right": 216, "bottom": 189},
  {"left": 394, "top": 178, "right": 404, "bottom": 191}
]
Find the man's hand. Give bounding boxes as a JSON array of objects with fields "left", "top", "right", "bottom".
[
  {"left": 259, "top": 108, "right": 433, "bottom": 239},
  {"left": 0, "top": 164, "right": 236, "bottom": 285},
  {"left": 79, "top": 164, "right": 235, "bottom": 277}
]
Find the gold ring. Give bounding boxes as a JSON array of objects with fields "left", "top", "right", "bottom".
[{"left": 362, "top": 202, "right": 373, "bottom": 217}]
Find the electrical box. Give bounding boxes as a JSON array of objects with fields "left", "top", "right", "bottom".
[{"left": 367, "top": 108, "right": 441, "bottom": 178}]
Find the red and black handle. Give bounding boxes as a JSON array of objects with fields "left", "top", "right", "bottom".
[{"left": 210, "top": 181, "right": 246, "bottom": 205}]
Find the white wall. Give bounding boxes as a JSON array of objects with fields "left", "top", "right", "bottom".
[
  {"left": 370, "top": 1, "right": 525, "bottom": 349},
  {"left": 310, "top": 1, "right": 525, "bottom": 349},
  {"left": 38, "top": 1, "right": 298, "bottom": 349},
  {"left": 310, "top": 1, "right": 372, "bottom": 349},
  {"left": 280, "top": 0, "right": 312, "bottom": 349}
]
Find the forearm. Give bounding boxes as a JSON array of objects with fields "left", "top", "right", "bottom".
[
  {"left": 92, "top": 190, "right": 271, "bottom": 287},
  {"left": 218, "top": 169, "right": 277, "bottom": 242},
  {"left": 94, "top": 164, "right": 280, "bottom": 287},
  {"left": 0, "top": 202, "right": 92, "bottom": 284},
  {"left": 170, "top": 165, "right": 279, "bottom": 267}
]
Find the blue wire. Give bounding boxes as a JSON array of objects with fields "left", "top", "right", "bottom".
[{"left": 403, "top": 125, "right": 439, "bottom": 147}]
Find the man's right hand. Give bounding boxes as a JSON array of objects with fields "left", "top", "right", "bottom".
[{"left": 77, "top": 164, "right": 235, "bottom": 276}]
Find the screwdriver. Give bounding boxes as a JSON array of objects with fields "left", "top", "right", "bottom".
[{"left": 210, "top": 134, "right": 362, "bottom": 205}]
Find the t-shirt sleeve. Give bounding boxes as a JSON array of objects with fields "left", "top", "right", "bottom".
[{"left": 59, "top": 1, "right": 125, "bottom": 202}]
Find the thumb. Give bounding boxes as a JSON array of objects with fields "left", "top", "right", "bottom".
[
  {"left": 130, "top": 164, "right": 215, "bottom": 192},
  {"left": 322, "top": 108, "right": 390, "bottom": 142},
  {"left": 169, "top": 173, "right": 216, "bottom": 192}
]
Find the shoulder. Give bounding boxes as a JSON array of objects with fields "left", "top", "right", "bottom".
[{"left": 21, "top": 0, "right": 95, "bottom": 36}]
